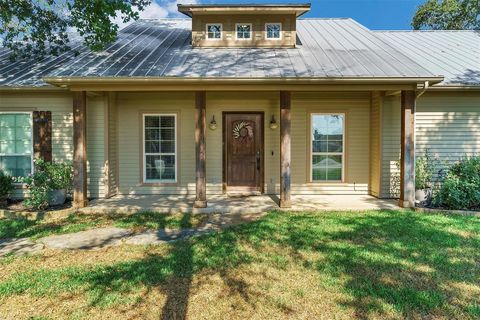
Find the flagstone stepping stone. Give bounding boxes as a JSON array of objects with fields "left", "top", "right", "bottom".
[
  {"left": 0, "top": 238, "right": 44, "bottom": 257},
  {"left": 125, "top": 227, "right": 217, "bottom": 245},
  {"left": 40, "top": 227, "right": 132, "bottom": 250}
]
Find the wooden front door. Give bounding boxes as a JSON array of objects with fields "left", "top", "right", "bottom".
[{"left": 223, "top": 113, "right": 264, "bottom": 193}]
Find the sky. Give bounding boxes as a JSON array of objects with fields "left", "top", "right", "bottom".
[{"left": 135, "top": 0, "right": 427, "bottom": 30}]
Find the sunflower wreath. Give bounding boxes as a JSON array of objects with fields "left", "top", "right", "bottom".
[{"left": 233, "top": 121, "right": 254, "bottom": 144}]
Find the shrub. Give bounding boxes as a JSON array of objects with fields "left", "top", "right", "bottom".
[
  {"left": 0, "top": 170, "right": 14, "bottom": 199},
  {"left": 434, "top": 156, "right": 480, "bottom": 210},
  {"left": 21, "top": 159, "right": 73, "bottom": 210},
  {"left": 415, "top": 151, "right": 436, "bottom": 190}
]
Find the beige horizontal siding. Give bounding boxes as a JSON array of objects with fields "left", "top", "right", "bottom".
[
  {"left": 415, "top": 92, "right": 480, "bottom": 178},
  {"left": 86, "top": 96, "right": 106, "bottom": 198},
  {"left": 291, "top": 92, "right": 371, "bottom": 195},
  {"left": 107, "top": 93, "right": 118, "bottom": 197},
  {"left": 116, "top": 91, "right": 371, "bottom": 196},
  {"left": 0, "top": 92, "right": 74, "bottom": 199},
  {"left": 380, "top": 91, "right": 480, "bottom": 198},
  {"left": 380, "top": 95, "right": 401, "bottom": 198},
  {"left": 0, "top": 92, "right": 106, "bottom": 199},
  {"left": 369, "top": 92, "right": 382, "bottom": 197},
  {"left": 116, "top": 92, "right": 196, "bottom": 195}
]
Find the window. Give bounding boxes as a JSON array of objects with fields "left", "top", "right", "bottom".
[
  {"left": 143, "top": 114, "right": 177, "bottom": 183},
  {"left": 0, "top": 113, "right": 33, "bottom": 178},
  {"left": 206, "top": 24, "right": 222, "bottom": 40},
  {"left": 236, "top": 23, "right": 252, "bottom": 40},
  {"left": 266, "top": 23, "right": 282, "bottom": 40},
  {"left": 311, "top": 114, "right": 344, "bottom": 182}
]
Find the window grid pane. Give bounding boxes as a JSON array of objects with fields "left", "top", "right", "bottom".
[
  {"left": 0, "top": 113, "right": 32, "bottom": 178},
  {"left": 311, "top": 114, "right": 344, "bottom": 182},
  {"left": 144, "top": 115, "right": 176, "bottom": 182},
  {"left": 207, "top": 24, "right": 222, "bottom": 39},
  {"left": 266, "top": 24, "right": 281, "bottom": 39},
  {"left": 237, "top": 24, "right": 251, "bottom": 39}
]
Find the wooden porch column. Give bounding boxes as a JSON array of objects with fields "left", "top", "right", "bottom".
[
  {"left": 73, "top": 91, "right": 88, "bottom": 208},
  {"left": 280, "top": 91, "right": 292, "bottom": 208},
  {"left": 194, "top": 91, "right": 207, "bottom": 208},
  {"left": 399, "top": 90, "right": 416, "bottom": 208}
]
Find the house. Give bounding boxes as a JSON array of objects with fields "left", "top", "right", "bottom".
[{"left": 0, "top": 3, "right": 479, "bottom": 209}]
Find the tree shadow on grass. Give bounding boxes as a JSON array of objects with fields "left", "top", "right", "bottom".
[
  {"left": 281, "top": 210, "right": 480, "bottom": 318},
  {"left": 0, "top": 211, "right": 207, "bottom": 241},
  {"left": 1, "top": 210, "right": 479, "bottom": 318}
]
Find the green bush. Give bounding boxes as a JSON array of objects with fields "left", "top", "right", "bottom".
[
  {"left": 21, "top": 159, "right": 73, "bottom": 210},
  {"left": 434, "top": 156, "right": 480, "bottom": 210},
  {"left": 415, "top": 151, "right": 436, "bottom": 190},
  {"left": 0, "top": 170, "right": 14, "bottom": 199}
]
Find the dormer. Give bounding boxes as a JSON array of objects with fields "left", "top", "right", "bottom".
[{"left": 178, "top": 3, "right": 311, "bottom": 48}]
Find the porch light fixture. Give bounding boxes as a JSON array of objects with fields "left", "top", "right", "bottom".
[
  {"left": 269, "top": 115, "right": 278, "bottom": 129},
  {"left": 209, "top": 115, "right": 217, "bottom": 130}
]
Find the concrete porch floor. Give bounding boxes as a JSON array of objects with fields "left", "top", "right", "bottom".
[{"left": 79, "top": 194, "right": 399, "bottom": 214}]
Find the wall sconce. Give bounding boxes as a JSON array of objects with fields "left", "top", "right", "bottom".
[
  {"left": 269, "top": 115, "right": 278, "bottom": 130},
  {"left": 209, "top": 115, "right": 217, "bottom": 130}
]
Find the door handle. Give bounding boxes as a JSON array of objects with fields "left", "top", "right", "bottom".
[{"left": 256, "top": 151, "right": 261, "bottom": 171}]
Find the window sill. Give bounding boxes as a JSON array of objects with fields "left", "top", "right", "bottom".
[{"left": 139, "top": 182, "right": 179, "bottom": 187}]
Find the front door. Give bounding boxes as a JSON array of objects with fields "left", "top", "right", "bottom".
[{"left": 223, "top": 112, "right": 264, "bottom": 193}]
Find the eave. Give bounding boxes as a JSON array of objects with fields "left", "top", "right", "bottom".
[
  {"left": 177, "top": 3, "right": 312, "bottom": 17},
  {"left": 43, "top": 76, "right": 444, "bottom": 92}
]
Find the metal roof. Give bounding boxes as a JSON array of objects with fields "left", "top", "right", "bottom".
[
  {"left": 376, "top": 30, "right": 480, "bottom": 85},
  {"left": 0, "top": 18, "right": 450, "bottom": 87}
]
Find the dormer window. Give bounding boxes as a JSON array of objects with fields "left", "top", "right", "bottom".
[
  {"left": 266, "top": 23, "right": 282, "bottom": 40},
  {"left": 206, "top": 24, "right": 222, "bottom": 40},
  {"left": 236, "top": 23, "right": 252, "bottom": 40},
  {"left": 178, "top": 3, "right": 311, "bottom": 48}
]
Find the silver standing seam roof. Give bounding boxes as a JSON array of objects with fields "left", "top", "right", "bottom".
[
  {"left": 1, "top": 18, "right": 474, "bottom": 88},
  {"left": 376, "top": 30, "right": 480, "bottom": 85}
]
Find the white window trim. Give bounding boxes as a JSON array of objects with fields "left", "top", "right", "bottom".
[
  {"left": 235, "top": 23, "right": 252, "bottom": 40},
  {"left": 0, "top": 111, "right": 34, "bottom": 178},
  {"left": 206, "top": 23, "right": 223, "bottom": 40},
  {"left": 310, "top": 113, "right": 345, "bottom": 183},
  {"left": 265, "top": 23, "right": 282, "bottom": 40},
  {"left": 142, "top": 113, "right": 178, "bottom": 184}
]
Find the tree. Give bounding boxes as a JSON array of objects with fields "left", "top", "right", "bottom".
[
  {"left": 412, "top": 0, "right": 480, "bottom": 30},
  {"left": 0, "top": 0, "right": 151, "bottom": 60}
]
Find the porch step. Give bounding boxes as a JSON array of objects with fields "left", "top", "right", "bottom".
[{"left": 226, "top": 191, "right": 262, "bottom": 198}]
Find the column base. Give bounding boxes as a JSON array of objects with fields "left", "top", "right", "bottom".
[
  {"left": 279, "top": 199, "right": 292, "bottom": 208},
  {"left": 194, "top": 200, "right": 207, "bottom": 208},
  {"left": 73, "top": 199, "right": 88, "bottom": 209},
  {"left": 398, "top": 199, "right": 415, "bottom": 208}
]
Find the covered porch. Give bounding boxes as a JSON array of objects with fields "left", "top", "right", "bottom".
[
  {"left": 79, "top": 194, "right": 399, "bottom": 215},
  {"left": 68, "top": 85, "right": 422, "bottom": 210}
]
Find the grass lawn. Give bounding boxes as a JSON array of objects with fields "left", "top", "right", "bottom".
[
  {"left": 0, "top": 212, "right": 209, "bottom": 240},
  {"left": 0, "top": 210, "right": 479, "bottom": 319}
]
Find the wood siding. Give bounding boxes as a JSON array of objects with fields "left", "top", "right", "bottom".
[
  {"left": 106, "top": 92, "right": 118, "bottom": 197},
  {"left": 192, "top": 14, "right": 296, "bottom": 48},
  {"left": 369, "top": 92, "right": 382, "bottom": 197},
  {"left": 380, "top": 91, "right": 480, "bottom": 198},
  {"left": 116, "top": 92, "right": 196, "bottom": 195},
  {"left": 0, "top": 92, "right": 105, "bottom": 199},
  {"left": 115, "top": 91, "right": 371, "bottom": 196},
  {"left": 291, "top": 92, "right": 371, "bottom": 195}
]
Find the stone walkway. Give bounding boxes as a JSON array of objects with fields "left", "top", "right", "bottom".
[{"left": 0, "top": 211, "right": 264, "bottom": 257}]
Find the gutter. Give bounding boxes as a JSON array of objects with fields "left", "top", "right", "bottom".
[
  {"left": 43, "top": 76, "right": 445, "bottom": 87},
  {"left": 0, "top": 86, "right": 68, "bottom": 92}
]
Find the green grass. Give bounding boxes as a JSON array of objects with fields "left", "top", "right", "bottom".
[
  {"left": 0, "top": 212, "right": 209, "bottom": 240},
  {"left": 0, "top": 210, "right": 479, "bottom": 319}
]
